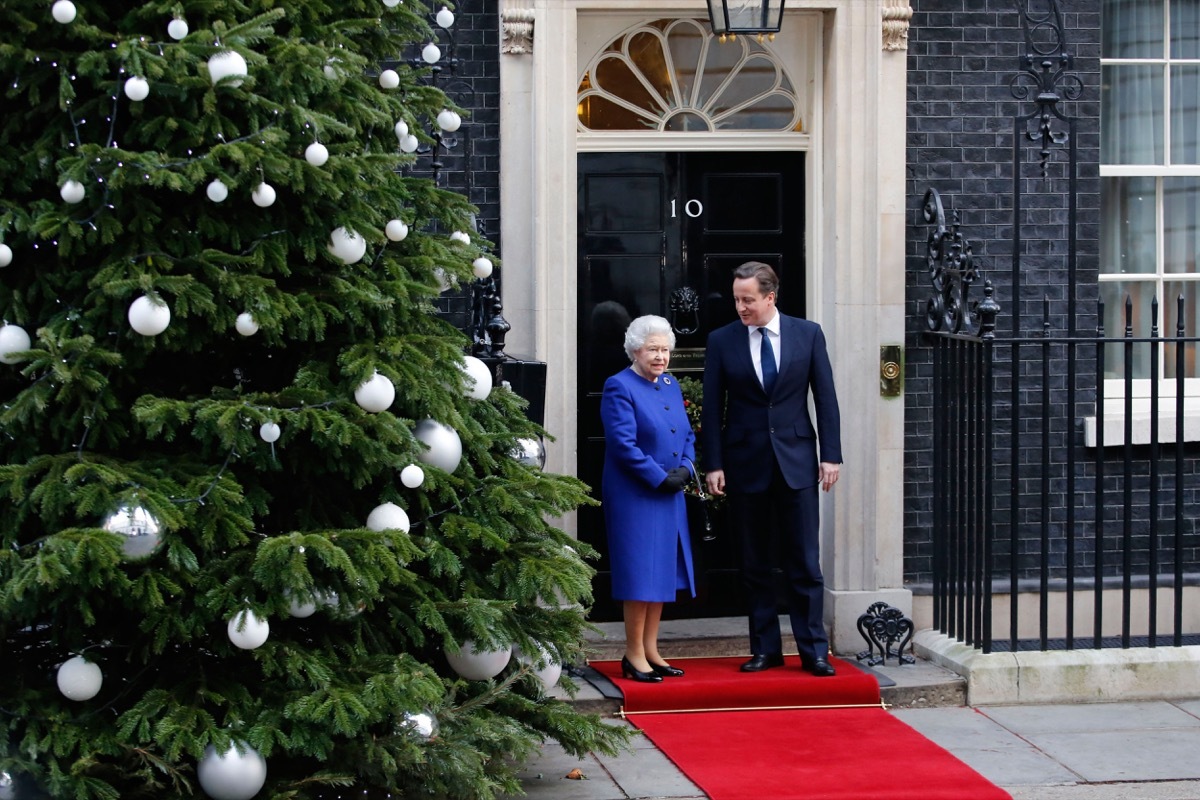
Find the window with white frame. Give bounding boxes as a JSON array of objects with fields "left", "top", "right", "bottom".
[{"left": 1099, "top": 0, "right": 1199, "bottom": 443}]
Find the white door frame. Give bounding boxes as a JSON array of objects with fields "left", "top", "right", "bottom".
[{"left": 499, "top": 0, "right": 912, "bottom": 653}]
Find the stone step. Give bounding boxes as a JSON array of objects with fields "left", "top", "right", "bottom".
[{"left": 567, "top": 619, "right": 967, "bottom": 713}]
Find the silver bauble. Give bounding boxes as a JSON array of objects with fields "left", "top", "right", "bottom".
[
  {"left": 102, "top": 505, "right": 163, "bottom": 560},
  {"left": 0, "top": 771, "right": 13, "bottom": 800},
  {"left": 401, "top": 710, "right": 438, "bottom": 739},
  {"left": 413, "top": 419, "right": 462, "bottom": 473},
  {"left": 197, "top": 742, "right": 267, "bottom": 800},
  {"left": 512, "top": 438, "right": 546, "bottom": 469}
]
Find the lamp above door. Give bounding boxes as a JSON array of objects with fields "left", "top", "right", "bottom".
[{"left": 706, "top": 0, "right": 785, "bottom": 42}]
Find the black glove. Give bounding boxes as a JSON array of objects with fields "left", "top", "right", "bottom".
[{"left": 657, "top": 467, "right": 690, "bottom": 493}]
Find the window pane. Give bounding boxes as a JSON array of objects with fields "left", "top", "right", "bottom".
[
  {"left": 1171, "top": 0, "right": 1200, "bottom": 58},
  {"left": 1102, "top": 65, "right": 1164, "bottom": 164},
  {"left": 1100, "top": 280, "right": 1157, "bottom": 378},
  {"left": 1103, "top": 0, "right": 1164, "bottom": 58},
  {"left": 1170, "top": 65, "right": 1200, "bottom": 163},
  {"left": 1164, "top": 176, "right": 1200, "bottom": 273},
  {"left": 1101, "top": 176, "right": 1158, "bottom": 275},
  {"left": 1163, "top": 280, "right": 1199, "bottom": 377}
]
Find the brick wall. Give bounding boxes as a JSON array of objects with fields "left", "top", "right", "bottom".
[
  {"left": 905, "top": 0, "right": 1103, "bottom": 584},
  {"left": 404, "top": 1, "right": 501, "bottom": 331}
]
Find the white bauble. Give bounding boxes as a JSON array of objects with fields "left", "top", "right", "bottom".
[
  {"left": 516, "top": 646, "right": 561, "bottom": 691},
  {"left": 128, "top": 295, "right": 171, "bottom": 336},
  {"left": 327, "top": 226, "right": 367, "bottom": 264},
  {"left": 394, "top": 119, "right": 409, "bottom": 140},
  {"left": 124, "top": 76, "right": 150, "bottom": 102},
  {"left": 102, "top": 504, "right": 163, "bottom": 560},
  {"left": 197, "top": 743, "right": 267, "bottom": 800},
  {"left": 52, "top": 0, "right": 76, "bottom": 24},
  {"left": 436, "top": 7, "right": 456, "bottom": 28},
  {"left": 471, "top": 257, "right": 493, "bottom": 279},
  {"left": 399, "top": 134, "right": 419, "bottom": 153},
  {"left": 399, "top": 464, "right": 425, "bottom": 488},
  {"left": 436, "top": 109, "right": 461, "bottom": 132},
  {"left": 401, "top": 710, "right": 438, "bottom": 738},
  {"left": 323, "top": 64, "right": 338, "bottom": 79},
  {"left": 449, "top": 230, "right": 470, "bottom": 245},
  {"left": 56, "top": 656, "right": 103, "bottom": 701},
  {"left": 207, "top": 51, "right": 248, "bottom": 87},
  {"left": 0, "top": 770, "right": 13, "bottom": 800},
  {"left": 382, "top": 0, "right": 402, "bottom": 6},
  {"left": 227, "top": 610, "right": 269, "bottom": 650},
  {"left": 413, "top": 419, "right": 462, "bottom": 473},
  {"left": 459, "top": 356, "right": 492, "bottom": 401},
  {"left": 385, "top": 219, "right": 409, "bottom": 242},
  {"left": 366, "top": 502, "right": 410, "bottom": 533},
  {"left": 0, "top": 243, "right": 11, "bottom": 267},
  {"left": 60, "top": 179, "right": 85, "bottom": 204},
  {"left": 444, "top": 640, "right": 512, "bottom": 681},
  {"left": 235, "top": 313, "right": 259, "bottom": 336},
  {"left": 251, "top": 182, "right": 276, "bottom": 208},
  {"left": 206, "top": 179, "right": 229, "bottom": 203},
  {"left": 258, "top": 422, "right": 280, "bottom": 443},
  {"left": 422, "top": 43, "right": 441, "bottom": 64},
  {"left": 304, "top": 142, "right": 329, "bottom": 167},
  {"left": 286, "top": 591, "right": 317, "bottom": 619},
  {"left": 378, "top": 69, "right": 400, "bottom": 89},
  {"left": 167, "top": 17, "right": 189, "bottom": 39},
  {"left": 354, "top": 371, "right": 395, "bottom": 413},
  {"left": 0, "top": 324, "right": 31, "bottom": 365}
]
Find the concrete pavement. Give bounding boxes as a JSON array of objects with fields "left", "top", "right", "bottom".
[{"left": 501, "top": 617, "right": 1200, "bottom": 799}]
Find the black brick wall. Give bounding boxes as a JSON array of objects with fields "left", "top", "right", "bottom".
[
  {"left": 404, "top": 1, "right": 501, "bottom": 330},
  {"left": 905, "top": 0, "right": 1199, "bottom": 587}
]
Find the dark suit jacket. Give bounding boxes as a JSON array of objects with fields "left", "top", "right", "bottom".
[{"left": 701, "top": 314, "right": 842, "bottom": 493}]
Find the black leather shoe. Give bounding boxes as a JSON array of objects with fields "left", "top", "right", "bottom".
[
  {"left": 621, "top": 656, "right": 663, "bottom": 683},
  {"left": 802, "top": 658, "right": 836, "bottom": 677},
  {"left": 649, "top": 661, "right": 685, "bottom": 678},
  {"left": 740, "top": 654, "right": 785, "bottom": 672}
]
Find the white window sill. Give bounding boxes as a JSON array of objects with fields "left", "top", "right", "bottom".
[{"left": 1084, "top": 409, "right": 1200, "bottom": 447}]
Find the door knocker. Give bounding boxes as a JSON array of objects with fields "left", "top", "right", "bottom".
[{"left": 669, "top": 286, "right": 700, "bottom": 335}]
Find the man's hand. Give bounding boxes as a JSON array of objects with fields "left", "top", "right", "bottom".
[
  {"left": 820, "top": 462, "right": 840, "bottom": 493},
  {"left": 706, "top": 468, "right": 726, "bottom": 496}
]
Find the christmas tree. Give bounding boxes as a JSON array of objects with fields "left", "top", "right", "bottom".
[{"left": 0, "top": 2, "right": 625, "bottom": 798}]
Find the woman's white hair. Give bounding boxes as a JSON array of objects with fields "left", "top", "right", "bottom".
[{"left": 623, "top": 314, "right": 676, "bottom": 360}]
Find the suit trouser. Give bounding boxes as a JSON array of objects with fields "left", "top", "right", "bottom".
[{"left": 729, "top": 459, "right": 828, "bottom": 663}]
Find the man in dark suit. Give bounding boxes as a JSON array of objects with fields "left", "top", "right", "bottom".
[{"left": 701, "top": 261, "right": 842, "bottom": 677}]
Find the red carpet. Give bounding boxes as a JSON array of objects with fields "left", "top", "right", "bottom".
[{"left": 590, "top": 656, "right": 1010, "bottom": 800}]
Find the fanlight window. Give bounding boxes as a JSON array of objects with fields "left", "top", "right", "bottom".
[{"left": 578, "top": 18, "right": 802, "bottom": 132}]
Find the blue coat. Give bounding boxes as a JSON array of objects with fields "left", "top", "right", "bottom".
[{"left": 600, "top": 367, "right": 697, "bottom": 602}]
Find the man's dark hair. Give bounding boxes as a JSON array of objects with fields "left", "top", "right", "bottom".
[{"left": 733, "top": 261, "right": 779, "bottom": 297}]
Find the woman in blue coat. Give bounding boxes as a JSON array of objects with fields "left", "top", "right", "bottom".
[{"left": 600, "top": 314, "right": 696, "bottom": 683}]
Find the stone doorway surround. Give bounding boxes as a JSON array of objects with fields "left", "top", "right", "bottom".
[{"left": 498, "top": 0, "right": 913, "bottom": 655}]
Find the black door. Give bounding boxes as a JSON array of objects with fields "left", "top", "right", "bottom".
[{"left": 577, "top": 151, "right": 806, "bottom": 621}]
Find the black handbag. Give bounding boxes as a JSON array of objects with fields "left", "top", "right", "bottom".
[{"left": 683, "top": 457, "right": 715, "bottom": 542}]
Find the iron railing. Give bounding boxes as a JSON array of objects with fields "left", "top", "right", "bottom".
[{"left": 927, "top": 281, "right": 1199, "bottom": 654}]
